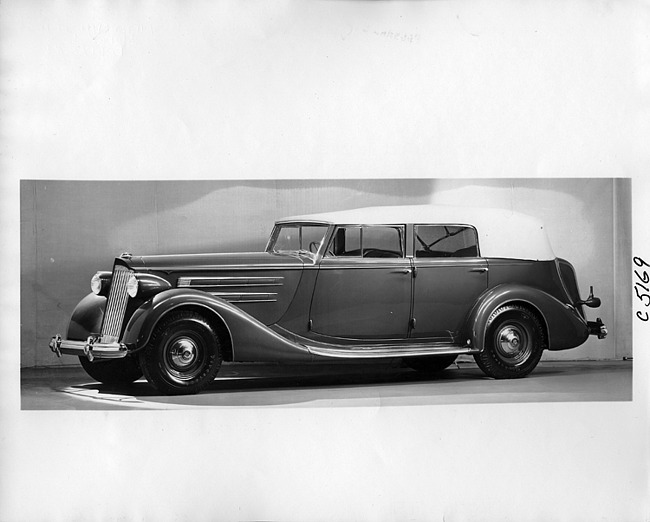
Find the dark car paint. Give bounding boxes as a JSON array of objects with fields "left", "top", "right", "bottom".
[
  {"left": 309, "top": 257, "right": 413, "bottom": 339},
  {"left": 129, "top": 252, "right": 306, "bottom": 327},
  {"left": 65, "top": 241, "right": 593, "bottom": 367},
  {"left": 464, "top": 283, "right": 589, "bottom": 352},
  {"left": 121, "top": 288, "right": 314, "bottom": 363},
  {"left": 67, "top": 293, "right": 105, "bottom": 341},
  {"left": 411, "top": 257, "right": 488, "bottom": 341}
]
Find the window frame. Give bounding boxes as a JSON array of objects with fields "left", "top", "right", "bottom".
[
  {"left": 266, "top": 222, "right": 331, "bottom": 258},
  {"left": 413, "top": 223, "right": 481, "bottom": 259},
  {"left": 325, "top": 224, "right": 407, "bottom": 259}
]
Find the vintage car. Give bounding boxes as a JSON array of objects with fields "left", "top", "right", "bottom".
[{"left": 50, "top": 205, "right": 607, "bottom": 395}]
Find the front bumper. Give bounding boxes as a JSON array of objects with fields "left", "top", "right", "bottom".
[
  {"left": 587, "top": 318, "right": 608, "bottom": 339},
  {"left": 49, "top": 334, "right": 128, "bottom": 361}
]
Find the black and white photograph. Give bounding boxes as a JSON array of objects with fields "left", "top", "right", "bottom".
[
  {"left": 2, "top": 1, "right": 649, "bottom": 521},
  {"left": 21, "top": 178, "right": 630, "bottom": 406}
]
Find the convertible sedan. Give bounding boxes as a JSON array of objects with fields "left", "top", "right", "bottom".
[{"left": 50, "top": 205, "right": 607, "bottom": 395}]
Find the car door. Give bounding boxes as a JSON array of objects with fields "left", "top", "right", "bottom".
[
  {"left": 411, "top": 224, "right": 488, "bottom": 341},
  {"left": 309, "top": 224, "right": 412, "bottom": 339}
]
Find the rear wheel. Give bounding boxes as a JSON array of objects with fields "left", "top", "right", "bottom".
[
  {"left": 474, "top": 304, "right": 545, "bottom": 379},
  {"left": 78, "top": 355, "right": 143, "bottom": 385},
  {"left": 405, "top": 354, "right": 457, "bottom": 374},
  {"left": 139, "top": 310, "right": 222, "bottom": 395}
]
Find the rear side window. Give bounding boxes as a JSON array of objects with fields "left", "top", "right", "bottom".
[
  {"left": 328, "top": 225, "right": 404, "bottom": 258},
  {"left": 414, "top": 225, "right": 479, "bottom": 258}
]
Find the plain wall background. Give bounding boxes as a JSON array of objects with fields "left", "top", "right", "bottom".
[{"left": 21, "top": 177, "right": 631, "bottom": 367}]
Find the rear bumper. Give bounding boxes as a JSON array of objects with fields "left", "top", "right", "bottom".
[
  {"left": 587, "top": 318, "right": 608, "bottom": 339},
  {"left": 49, "top": 334, "right": 128, "bottom": 361}
]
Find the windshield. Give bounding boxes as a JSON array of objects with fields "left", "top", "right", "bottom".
[{"left": 268, "top": 224, "right": 329, "bottom": 258}]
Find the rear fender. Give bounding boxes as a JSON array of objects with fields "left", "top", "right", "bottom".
[
  {"left": 464, "top": 284, "right": 590, "bottom": 351},
  {"left": 122, "top": 289, "right": 314, "bottom": 362}
]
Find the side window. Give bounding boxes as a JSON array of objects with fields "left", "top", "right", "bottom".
[
  {"left": 328, "top": 226, "right": 404, "bottom": 258},
  {"left": 330, "top": 227, "right": 362, "bottom": 256},
  {"left": 414, "top": 225, "right": 479, "bottom": 258},
  {"left": 362, "top": 226, "right": 403, "bottom": 258}
]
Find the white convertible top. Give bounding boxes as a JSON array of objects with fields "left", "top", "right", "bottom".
[{"left": 278, "top": 205, "right": 555, "bottom": 261}]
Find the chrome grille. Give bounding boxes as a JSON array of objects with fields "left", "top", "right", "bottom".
[{"left": 100, "top": 265, "right": 132, "bottom": 342}]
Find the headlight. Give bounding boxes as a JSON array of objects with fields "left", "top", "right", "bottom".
[
  {"left": 91, "top": 273, "right": 103, "bottom": 295},
  {"left": 126, "top": 274, "right": 139, "bottom": 298}
]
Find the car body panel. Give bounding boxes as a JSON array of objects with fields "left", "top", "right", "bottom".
[
  {"left": 67, "top": 293, "right": 106, "bottom": 341},
  {"left": 310, "top": 257, "right": 412, "bottom": 339},
  {"left": 129, "top": 252, "right": 305, "bottom": 326},
  {"left": 411, "top": 257, "right": 488, "bottom": 340},
  {"left": 122, "top": 288, "right": 314, "bottom": 362},
  {"left": 465, "top": 283, "right": 590, "bottom": 351}
]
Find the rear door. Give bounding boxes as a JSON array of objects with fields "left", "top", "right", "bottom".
[{"left": 411, "top": 224, "right": 488, "bottom": 341}]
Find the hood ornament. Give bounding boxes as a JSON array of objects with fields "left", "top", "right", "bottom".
[{"left": 120, "top": 252, "right": 133, "bottom": 260}]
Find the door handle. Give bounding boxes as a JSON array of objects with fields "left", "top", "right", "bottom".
[
  {"left": 469, "top": 267, "right": 488, "bottom": 273},
  {"left": 391, "top": 268, "right": 412, "bottom": 274}
]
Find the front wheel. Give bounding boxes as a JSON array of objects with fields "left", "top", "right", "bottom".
[
  {"left": 139, "top": 310, "right": 222, "bottom": 395},
  {"left": 474, "top": 304, "right": 545, "bottom": 379}
]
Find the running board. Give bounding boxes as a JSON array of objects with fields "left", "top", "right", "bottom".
[{"left": 305, "top": 343, "right": 480, "bottom": 359}]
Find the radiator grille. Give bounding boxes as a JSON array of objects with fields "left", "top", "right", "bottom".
[{"left": 100, "top": 265, "right": 132, "bottom": 342}]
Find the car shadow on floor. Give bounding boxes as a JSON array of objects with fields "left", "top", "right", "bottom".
[{"left": 54, "top": 362, "right": 573, "bottom": 408}]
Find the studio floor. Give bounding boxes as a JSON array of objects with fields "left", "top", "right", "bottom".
[{"left": 20, "top": 359, "right": 632, "bottom": 410}]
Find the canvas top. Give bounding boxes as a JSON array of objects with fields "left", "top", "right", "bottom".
[{"left": 277, "top": 205, "right": 556, "bottom": 261}]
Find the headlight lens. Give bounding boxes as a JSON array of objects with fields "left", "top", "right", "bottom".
[
  {"left": 91, "top": 273, "right": 103, "bottom": 295},
  {"left": 126, "top": 274, "right": 139, "bottom": 298}
]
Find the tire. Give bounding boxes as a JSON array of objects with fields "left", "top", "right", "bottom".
[
  {"left": 78, "top": 355, "right": 143, "bottom": 385},
  {"left": 406, "top": 354, "right": 457, "bottom": 374},
  {"left": 474, "top": 304, "right": 545, "bottom": 379},
  {"left": 138, "top": 310, "right": 222, "bottom": 395}
]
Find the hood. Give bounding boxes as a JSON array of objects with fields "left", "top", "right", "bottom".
[{"left": 121, "top": 251, "right": 305, "bottom": 271}]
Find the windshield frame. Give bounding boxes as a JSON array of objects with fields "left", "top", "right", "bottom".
[{"left": 266, "top": 222, "right": 332, "bottom": 260}]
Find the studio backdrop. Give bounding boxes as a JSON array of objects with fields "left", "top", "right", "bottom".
[{"left": 20, "top": 177, "right": 631, "bottom": 367}]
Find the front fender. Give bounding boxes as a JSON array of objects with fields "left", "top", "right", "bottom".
[
  {"left": 66, "top": 293, "right": 106, "bottom": 340},
  {"left": 122, "top": 288, "right": 314, "bottom": 362},
  {"left": 465, "top": 283, "right": 590, "bottom": 351}
]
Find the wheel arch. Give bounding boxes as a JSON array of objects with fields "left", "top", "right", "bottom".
[
  {"left": 122, "top": 288, "right": 315, "bottom": 363},
  {"left": 465, "top": 285, "right": 556, "bottom": 352},
  {"left": 164, "top": 303, "right": 234, "bottom": 363},
  {"left": 123, "top": 290, "right": 236, "bottom": 361},
  {"left": 489, "top": 299, "right": 549, "bottom": 348}
]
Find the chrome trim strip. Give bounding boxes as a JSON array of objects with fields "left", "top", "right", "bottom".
[
  {"left": 305, "top": 344, "right": 479, "bottom": 359},
  {"left": 317, "top": 264, "right": 411, "bottom": 270},
  {"left": 157, "top": 265, "right": 305, "bottom": 272},
  {"left": 177, "top": 276, "right": 284, "bottom": 287},
  {"left": 203, "top": 292, "right": 278, "bottom": 303},
  {"left": 185, "top": 283, "right": 283, "bottom": 288},
  {"left": 209, "top": 292, "right": 277, "bottom": 298},
  {"left": 215, "top": 299, "right": 278, "bottom": 303}
]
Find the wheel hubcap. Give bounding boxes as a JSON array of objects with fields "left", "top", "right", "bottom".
[
  {"left": 494, "top": 323, "right": 531, "bottom": 366},
  {"left": 163, "top": 334, "right": 205, "bottom": 382},
  {"left": 499, "top": 327, "right": 521, "bottom": 354},
  {"left": 171, "top": 338, "right": 198, "bottom": 368}
]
